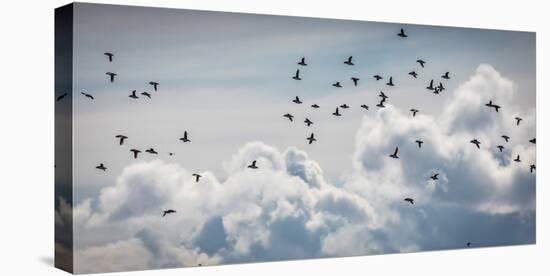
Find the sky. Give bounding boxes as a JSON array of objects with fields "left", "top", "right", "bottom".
[{"left": 57, "top": 3, "right": 535, "bottom": 274}]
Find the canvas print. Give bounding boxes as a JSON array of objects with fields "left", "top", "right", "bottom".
[{"left": 55, "top": 3, "right": 536, "bottom": 274}]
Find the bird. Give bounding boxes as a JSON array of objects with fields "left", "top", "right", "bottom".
[
  {"left": 141, "top": 92, "right": 151, "bottom": 99},
  {"left": 530, "top": 164, "right": 536, "bottom": 173},
  {"left": 410, "top": 108, "right": 419, "bottom": 117},
  {"left": 169, "top": 152, "right": 175, "bottom": 156},
  {"left": 332, "top": 107, "right": 341, "bottom": 116},
  {"left": 162, "top": 209, "right": 176, "bottom": 217},
  {"left": 397, "top": 28, "right": 407, "bottom": 38},
  {"left": 307, "top": 133, "right": 317, "bottom": 144},
  {"left": 56, "top": 93, "right": 67, "bottom": 101},
  {"left": 298, "top": 57, "right": 307, "bottom": 66},
  {"left": 292, "top": 69, "right": 302, "bottom": 80},
  {"left": 340, "top": 104, "right": 350, "bottom": 109},
  {"left": 379, "top": 91, "right": 389, "bottom": 100},
  {"left": 404, "top": 198, "right": 414, "bottom": 205},
  {"left": 104, "top": 52, "right": 114, "bottom": 62},
  {"left": 515, "top": 117, "right": 523, "bottom": 126},
  {"left": 145, "top": 148, "right": 158, "bottom": 154},
  {"left": 332, "top": 81, "right": 342, "bottom": 88},
  {"left": 514, "top": 155, "right": 521, "bottom": 162},
  {"left": 106, "top": 72, "right": 117, "bottom": 82},
  {"left": 470, "top": 139, "right": 481, "bottom": 149},
  {"left": 430, "top": 173, "right": 439, "bottom": 180},
  {"left": 149, "top": 81, "right": 159, "bottom": 91},
  {"left": 497, "top": 145, "right": 504, "bottom": 152},
  {"left": 304, "top": 118, "right": 313, "bottom": 127},
  {"left": 311, "top": 104, "right": 320, "bottom": 109},
  {"left": 530, "top": 138, "right": 536, "bottom": 144},
  {"left": 192, "top": 173, "right": 202, "bottom": 182},
  {"left": 502, "top": 135, "right": 510, "bottom": 142},
  {"left": 360, "top": 104, "right": 369, "bottom": 110},
  {"left": 466, "top": 242, "right": 471, "bottom": 247},
  {"left": 389, "top": 147, "right": 399, "bottom": 159},
  {"left": 415, "top": 140, "right": 424, "bottom": 148},
  {"left": 442, "top": 72, "right": 450, "bottom": 79},
  {"left": 292, "top": 96, "right": 303, "bottom": 104},
  {"left": 247, "top": 160, "right": 258, "bottom": 169},
  {"left": 438, "top": 82, "right": 445, "bottom": 91},
  {"left": 408, "top": 71, "right": 418, "bottom": 78},
  {"left": 386, "top": 76, "right": 394, "bottom": 86},
  {"left": 95, "top": 163, "right": 107, "bottom": 171},
  {"left": 376, "top": 98, "right": 386, "bottom": 108},
  {"left": 433, "top": 87, "right": 441, "bottom": 95},
  {"left": 373, "top": 75, "right": 383, "bottom": 81},
  {"left": 179, "top": 131, "right": 191, "bottom": 142},
  {"left": 115, "top": 135, "right": 128, "bottom": 145},
  {"left": 416, "top": 59, "right": 426, "bottom": 67},
  {"left": 283, "top": 113, "right": 294, "bottom": 121},
  {"left": 130, "top": 149, "right": 141, "bottom": 159},
  {"left": 344, "top": 56, "right": 354, "bottom": 65},
  {"left": 426, "top": 80, "right": 434, "bottom": 90},
  {"left": 351, "top": 77, "right": 360, "bottom": 86},
  {"left": 129, "top": 90, "right": 139, "bottom": 99},
  {"left": 485, "top": 100, "right": 501, "bottom": 112},
  {"left": 81, "top": 92, "right": 94, "bottom": 100}
]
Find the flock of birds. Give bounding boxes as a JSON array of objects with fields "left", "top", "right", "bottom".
[{"left": 56, "top": 27, "right": 536, "bottom": 250}]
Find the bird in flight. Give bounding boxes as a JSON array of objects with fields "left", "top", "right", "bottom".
[
  {"left": 130, "top": 149, "right": 141, "bottom": 159},
  {"left": 376, "top": 98, "right": 386, "bottom": 108},
  {"left": 426, "top": 80, "right": 434, "bottom": 90},
  {"left": 115, "top": 135, "right": 128, "bottom": 145},
  {"left": 530, "top": 164, "right": 536, "bottom": 173},
  {"left": 415, "top": 140, "right": 424, "bottom": 148},
  {"left": 81, "top": 92, "right": 94, "bottom": 100},
  {"left": 514, "top": 155, "right": 521, "bottom": 162},
  {"left": 141, "top": 92, "right": 151, "bottom": 99},
  {"left": 430, "top": 173, "right": 439, "bottom": 180},
  {"left": 145, "top": 148, "right": 158, "bottom": 154},
  {"left": 129, "top": 90, "right": 139, "bottom": 99},
  {"left": 442, "top": 72, "right": 450, "bottom": 79},
  {"left": 162, "top": 209, "right": 176, "bottom": 217},
  {"left": 332, "top": 107, "right": 342, "bottom": 116},
  {"left": 149, "top": 81, "right": 159, "bottom": 91},
  {"left": 416, "top": 59, "right": 426, "bottom": 67},
  {"left": 485, "top": 100, "right": 501, "bottom": 112},
  {"left": 56, "top": 93, "right": 68, "bottom": 102},
  {"left": 410, "top": 108, "right": 419, "bottom": 117},
  {"left": 304, "top": 118, "right": 313, "bottom": 127},
  {"left": 332, "top": 81, "right": 342, "bottom": 88},
  {"left": 247, "top": 160, "right": 258, "bottom": 169},
  {"left": 433, "top": 87, "right": 441, "bottom": 95},
  {"left": 292, "top": 69, "right": 302, "bottom": 80},
  {"left": 307, "top": 133, "right": 317, "bottom": 144},
  {"left": 470, "top": 139, "right": 481, "bottom": 149},
  {"left": 466, "top": 242, "right": 471, "bottom": 248},
  {"left": 404, "top": 198, "right": 414, "bottom": 205},
  {"left": 96, "top": 163, "right": 107, "bottom": 171},
  {"left": 397, "top": 28, "right": 407, "bottom": 38},
  {"left": 386, "top": 76, "right": 394, "bottom": 86},
  {"left": 373, "top": 75, "right": 383, "bottom": 81},
  {"left": 106, "top": 72, "right": 117, "bottom": 83},
  {"left": 344, "top": 56, "right": 354, "bottom": 65},
  {"left": 389, "top": 147, "right": 399, "bottom": 159},
  {"left": 192, "top": 173, "right": 202, "bottom": 182},
  {"left": 169, "top": 152, "right": 175, "bottom": 156},
  {"left": 530, "top": 138, "right": 536, "bottom": 144},
  {"left": 298, "top": 57, "right": 307, "bottom": 66},
  {"left": 437, "top": 82, "right": 445, "bottom": 91},
  {"left": 104, "top": 52, "right": 114, "bottom": 62},
  {"left": 292, "top": 96, "right": 303, "bottom": 104},
  {"left": 360, "top": 104, "right": 369, "bottom": 110},
  {"left": 497, "top": 145, "right": 504, "bottom": 152},
  {"left": 311, "top": 104, "right": 320, "bottom": 109},
  {"left": 515, "top": 117, "right": 523, "bottom": 126},
  {"left": 408, "top": 71, "right": 418, "bottom": 78},
  {"left": 351, "top": 77, "right": 360, "bottom": 86},
  {"left": 340, "top": 104, "right": 350, "bottom": 109},
  {"left": 379, "top": 91, "right": 389, "bottom": 100},
  {"left": 179, "top": 131, "right": 191, "bottom": 143},
  {"left": 283, "top": 113, "right": 294, "bottom": 121},
  {"left": 502, "top": 135, "right": 510, "bottom": 142}
]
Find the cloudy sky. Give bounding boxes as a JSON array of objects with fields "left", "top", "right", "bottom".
[{"left": 58, "top": 3, "right": 535, "bottom": 274}]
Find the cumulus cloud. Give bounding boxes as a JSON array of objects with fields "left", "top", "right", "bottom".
[{"left": 72, "top": 64, "right": 535, "bottom": 273}]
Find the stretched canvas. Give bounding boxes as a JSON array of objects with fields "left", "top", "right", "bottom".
[{"left": 55, "top": 3, "right": 536, "bottom": 274}]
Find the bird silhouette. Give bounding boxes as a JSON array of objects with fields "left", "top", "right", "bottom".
[
  {"left": 404, "top": 198, "right": 414, "bottom": 204},
  {"left": 149, "top": 81, "right": 159, "bottom": 91},
  {"left": 81, "top": 92, "right": 94, "bottom": 100},
  {"left": 307, "top": 133, "right": 317, "bottom": 144},
  {"left": 442, "top": 72, "right": 450, "bottom": 79},
  {"left": 332, "top": 107, "right": 342, "bottom": 116},
  {"left": 515, "top": 117, "right": 523, "bottom": 126},
  {"left": 340, "top": 104, "right": 350, "bottom": 109},
  {"left": 386, "top": 76, "right": 394, "bottom": 86},
  {"left": 192, "top": 173, "right": 202, "bottom": 182},
  {"left": 129, "top": 90, "right": 139, "bottom": 99},
  {"left": 530, "top": 164, "right": 536, "bottom": 173},
  {"left": 373, "top": 75, "right": 383, "bottom": 81},
  {"left": 130, "top": 149, "right": 141, "bottom": 159},
  {"left": 292, "top": 96, "right": 303, "bottom": 104},
  {"left": 162, "top": 209, "right": 176, "bottom": 217},
  {"left": 433, "top": 87, "right": 441, "bottom": 95},
  {"left": 298, "top": 57, "right": 307, "bottom": 66},
  {"left": 141, "top": 92, "right": 151, "bottom": 99},
  {"left": 389, "top": 147, "right": 399, "bottom": 159},
  {"left": 408, "top": 71, "right": 418, "bottom": 78},
  {"left": 497, "top": 145, "right": 504, "bottom": 152},
  {"left": 332, "top": 81, "right": 342, "bottom": 88},
  {"left": 145, "top": 148, "right": 158, "bottom": 154},
  {"left": 530, "top": 138, "right": 536, "bottom": 144},
  {"left": 292, "top": 69, "right": 302, "bottom": 80},
  {"left": 283, "top": 113, "right": 294, "bottom": 121},
  {"left": 247, "top": 160, "right": 258, "bottom": 169},
  {"left": 397, "top": 28, "right": 407, "bottom": 38},
  {"left": 430, "top": 173, "right": 439, "bottom": 180},
  {"left": 344, "top": 56, "right": 354, "bottom": 65},
  {"left": 466, "top": 242, "right": 471, "bottom": 247},
  {"left": 426, "top": 80, "right": 434, "bottom": 90},
  {"left": 415, "top": 140, "right": 424, "bottom": 148},
  {"left": 96, "top": 163, "right": 107, "bottom": 171},
  {"left": 410, "top": 108, "right": 419, "bottom": 117},
  {"left": 360, "top": 104, "right": 369, "bottom": 110},
  {"left": 179, "top": 131, "right": 191, "bottom": 142},
  {"left": 470, "top": 139, "right": 481, "bottom": 149},
  {"left": 379, "top": 91, "right": 389, "bottom": 100},
  {"left": 485, "top": 100, "right": 501, "bottom": 112},
  {"left": 104, "top": 52, "right": 114, "bottom": 62},
  {"left": 106, "top": 72, "right": 117, "bottom": 82},
  {"left": 56, "top": 93, "right": 68, "bottom": 101},
  {"left": 376, "top": 98, "right": 386, "bottom": 108},
  {"left": 502, "top": 135, "right": 510, "bottom": 142},
  {"left": 514, "top": 155, "right": 521, "bottom": 162},
  {"left": 304, "top": 118, "right": 313, "bottom": 127},
  {"left": 351, "top": 77, "right": 360, "bottom": 86},
  {"left": 115, "top": 135, "right": 128, "bottom": 145},
  {"left": 311, "top": 104, "right": 320, "bottom": 109},
  {"left": 169, "top": 152, "right": 175, "bottom": 156},
  {"left": 438, "top": 82, "right": 445, "bottom": 91},
  {"left": 416, "top": 59, "right": 426, "bottom": 67}
]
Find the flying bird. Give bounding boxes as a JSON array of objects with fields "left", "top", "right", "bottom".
[
  {"left": 433, "top": 87, "right": 441, "bottom": 95},
  {"left": 104, "top": 52, "right": 114, "bottom": 62},
  {"left": 514, "top": 155, "right": 521, "bottom": 162},
  {"left": 379, "top": 91, "right": 389, "bottom": 100},
  {"left": 415, "top": 140, "right": 424, "bottom": 148},
  {"left": 530, "top": 164, "right": 536, "bottom": 173},
  {"left": 283, "top": 113, "right": 294, "bottom": 121},
  {"left": 145, "top": 148, "right": 158, "bottom": 154},
  {"left": 430, "top": 173, "right": 439, "bottom": 180},
  {"left": 410, "top": 108, "right": 419, "bottom": 117},
  {"left": 470, "top": 139, "right": 481, "bottom": 149},
  {"left": 247, "top": 160, "right": 258, "bottom": 169},
  {"left": 129, "top": 90, "right": 139, "bottom": 99},
  {"left": 169, "top": 152, "right": 175, "bottom": 156},
  {"left": 179, "top": 131, "right": 191, "bottom": 142},
  {"left": 426, "top": 80, "right": 434, "bottom": 90},
  {"left": 332, "top": 81, "right": 342, "bottom": 88},
  {"left": 529, "top": 138, "right": 536, "bottom": 144},
  {"left": 485, "top": 100, "right": 501, "bottom": 112},
  {"left": 149, "top": 81, "right": 159, "bottom": 91},
  {"left": 304, "top": 118, "right": 313, "bottom": 127},
  {"left": 351, "top": 77, "right": 360, "bottom": 86},
  {"left": 404, "top": 198, "right": 414, "bottom": 205},
  {"left": 497, "top": 145, "right": 504, "bottom": 152},
  {"left": 442, "top": 72, "right": 450, "bottom": 79},
  {"left": 106, "top": 72, "right": 117, "bottom": 82},
  {"left": 397, "top": 28, "right": 407, "bottom": 38},
  {"left": 298, "top": 57, "right": 307, "bottom": 66},
  {"left": 360, "top": 104, "right": 369, "bottom": 110},
  {"left": 307, "top": 133, "right": 317, "bottom": 144},
  {"left": 389, "top": 147, "right": 399, "bottom": 159},
  {"left": 81, "top": 92, "right": 94, "bottom": 100},
  {"left": 311, "top": 104, "right": 320, "bottom": 109},
  {"left": 332, "top": 107, "right": 341, "bottom": 116},
  {"left": 438, "top": 82, "right": 445, "bottom": 91},
  {"left": 340, "top": 104, "right": 350, "bottom": 109},
  {"left": 344, "top": 56, "right": 354, "bottom": 65},
  {"left": 386, "top": 77, "right": 394, "bottom": 86},
  {"left": 115, "top": 135, "right": 128, "bottom": 145},
  {"left": 56, "top": 93, "right": 68, "bottom": 102},
  {"left": 141, "top": 92, "right": 151, "bottom": 98},
  {"left": 95, "top": 163, "right": 107, "bottom": 171},
  {"left": 501, "top": 135, "right": 510, "bottom": 142},
  {"left": 466, "top": 242, "right": 471, "bottom": 247},
  {"left": 416, "top": 59, "right": 426, "bottom": 67},
  {"left": 515, "top": 117, "right": 523, "bottom": 126},
  {"left": 373, "top": 75, "right": 383, "bottom": 81},
  {"left": 130, "top": 149, "right": 141, "bottom": 159},
  {"left": 292, "top": 69, "right": 302, "bottom": 80},
  {"left": 192, "top": 173, "right": 202, "bottom": 182},
  {"left": 292, "top": 96, "right": 303, "bottom": 104},
  {"left": 162, "top": 209, "right": 176, "bottom": 217},
  {"left": 408, "top": 71, "right": 418, "bottom": 78},
  {"left": 376, "top": 98, "right": 386, "bottom": 108}
]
